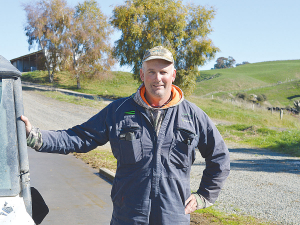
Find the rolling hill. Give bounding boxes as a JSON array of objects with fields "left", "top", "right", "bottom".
[{"left": 196, "top": 60, "right": 300, "bottom": 107}]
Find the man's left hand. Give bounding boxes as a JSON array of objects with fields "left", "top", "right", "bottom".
[{"left": 184, "top": 194, "right": 197, "bottom": 214}]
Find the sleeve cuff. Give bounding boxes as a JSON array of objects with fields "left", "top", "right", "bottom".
[
  {"left": 27, "top": 126, "right": 43, "bottom": 151},
  {"left": 192, "top": 193, "right": 213, "bottom": 209}
]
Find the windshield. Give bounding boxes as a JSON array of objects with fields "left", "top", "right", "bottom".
[{"left": 0, "top": 78, "right": 20, "bottom": 196}]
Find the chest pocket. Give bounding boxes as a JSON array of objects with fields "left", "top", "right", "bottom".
[
  {"left": 169, "top": 127, "right": 196, "bottom": 169},
  {"left": 119, "top": 125, "right": 143, "bottom": 165}
]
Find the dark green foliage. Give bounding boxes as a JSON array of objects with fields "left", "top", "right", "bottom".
[
  {"left": 196, "top": 73, "right": 221, "bottom": 82},
  {"left": 256, "top": 94, "right": 264, "bottom": 102},
  {"left": 227, "top": 124, "right": 252, "bottom": 131},
  {"left": 236, "top": 92, "right": 248, "bottom": 100},
  {"left": 174, "top": 69, "right": 199, "bottom": 96}
]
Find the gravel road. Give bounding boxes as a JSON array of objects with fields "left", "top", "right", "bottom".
[
  {"left": 22, "top": 88, "right": 101, "bottom": 130},
  {"left": 191, "top": 145, "right": 300, "bottom": 224},
  {"left": 23, "top": 88, "right": 300, "bottom": 224}
]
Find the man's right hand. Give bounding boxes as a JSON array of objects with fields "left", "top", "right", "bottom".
[{"left": 21, "top": 115, "right": 32, "bottom": 137}]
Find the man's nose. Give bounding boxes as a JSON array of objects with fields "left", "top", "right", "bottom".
[{"left": 154, "top": 73, "right": 162, "bottom": 82}]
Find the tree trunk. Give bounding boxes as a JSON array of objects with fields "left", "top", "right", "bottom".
[
  {"left": 76, "top": 74, "right": 81, "bottom": 89},
  {"left": 43, "top": 49, "right": 53, "bottom": 83},
  {"left": 45, "top": 60, "right": 52, "bottom": 83},
  {"left": 73, "top": 57, "right": 80, "bottom": 89},
  {"left": 50, "top": 70, "right": 54, "bottom": 83},
  {"left": 47, "top": 67, "right": 53, "bottom": 83}
]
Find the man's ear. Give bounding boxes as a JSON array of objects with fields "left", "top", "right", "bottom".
[
  {"left": 172, "top": 69, "right": 176, "bottom": 82},
  {"left": 140, "top": 68, "right": 144, "bottom": 82}
]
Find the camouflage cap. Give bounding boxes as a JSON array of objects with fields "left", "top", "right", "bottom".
[{"left": 142, "top": 46, "right": 174, "bottom": 64}]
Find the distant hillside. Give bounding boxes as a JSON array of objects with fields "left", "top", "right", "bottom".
[
  {"left": 22, "top": 60, "right": 300, "bottom": 107},
  {"left": 195, "top": 60, "right": 300, "bottom": 107}
]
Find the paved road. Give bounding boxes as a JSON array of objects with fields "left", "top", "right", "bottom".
[{"left": 22, "top": 89, "right": 113, "bottom": 224}]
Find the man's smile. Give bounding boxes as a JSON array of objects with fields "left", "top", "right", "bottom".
[{"left": 153, "top": 84, "right": 164, "bottom": 88}]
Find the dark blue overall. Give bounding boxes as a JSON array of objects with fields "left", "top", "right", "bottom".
[{"left": 39, "top": 96, "right": 230, "bottom": 225}]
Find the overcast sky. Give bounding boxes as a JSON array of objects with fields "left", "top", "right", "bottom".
[{"left": 0, "top": 0, "right": 299, "bottom": 71}]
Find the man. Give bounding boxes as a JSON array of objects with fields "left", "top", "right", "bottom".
[{"left": 22, "top": 46, "right": 230, "bottom": 224}]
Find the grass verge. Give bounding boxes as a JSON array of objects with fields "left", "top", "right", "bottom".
[
  {"left": 217, "top": 125, "right": 300, "bottom": 157},
  {"left": 74, "top": 147, "right": 117, "bottom": 172},
  {"left": 190, "top": 207, "right": 274, "bottom": 225}
]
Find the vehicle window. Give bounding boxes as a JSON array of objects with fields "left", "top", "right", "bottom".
[{"left": 0, "top": 78, "right": 20, "bottom": 196}]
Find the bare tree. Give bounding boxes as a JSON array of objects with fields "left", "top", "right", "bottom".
[
  {"left": 24, "top": 0, "right": 72, "bottom": 83},
  {"left": 62, "top": 0, "right": 115, "bottom": 89}
]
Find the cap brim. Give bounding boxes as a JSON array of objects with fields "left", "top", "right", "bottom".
[{"left": 143, "top": 56, "right": 173, "bottom": 63}]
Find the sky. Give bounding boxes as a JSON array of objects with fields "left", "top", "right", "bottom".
[{"left": 0, "top": 0, "right": 299, "bottom": 71}]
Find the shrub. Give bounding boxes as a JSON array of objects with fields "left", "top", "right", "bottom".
[
  {"left": 256, "top": 94, "right": 264, "bottom": 102},
  {"left": 236, "top": 92, "right": 248, "bottom": 100}
]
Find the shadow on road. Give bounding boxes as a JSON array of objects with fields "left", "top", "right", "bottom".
[
  {"left": 193, "top": 147, "right": 300, "bottom": 175},
  {"left": 95, "top": 172, "right": 113, "bottom": 185},
  {"left": 229, "top": 148, "right": 300, "bottom": 174}
]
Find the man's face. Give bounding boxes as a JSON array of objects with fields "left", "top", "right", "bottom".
[{"left": 140, "top": 59, "right": 176, "bottom": 106}]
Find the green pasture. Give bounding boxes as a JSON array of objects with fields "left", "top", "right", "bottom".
[
  {"left": 196, "top": 60, "right": 300, "bottom": 107},
  {"left": 22, "top": 70, "right": 140, "bottom": 99}
]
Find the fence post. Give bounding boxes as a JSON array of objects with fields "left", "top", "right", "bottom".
[{"left": 280, "top": 109, "right": 283, "bottom": 120}]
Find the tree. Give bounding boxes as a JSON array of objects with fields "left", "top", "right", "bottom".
[
  {"left": 214, "top": 56, "right": 236, "bottom": 69},
  {"left": 236, "top": 92, "right": 248, "bottom": 100},
  {"left": 110, "top": 0, "right": 219, "bottom": 95},
  {"left": 24, "top": 0, "right": 114, "bottom": 88},
  {"left": 236, "top": 61, "right": 250, "bottom": 67},
  {"left": 24, "top": 0, "right": 72, "bottom": 83},
  {"left": 62, "top": 0, "right": 115, "bottom": 89},
  {"left": 256, "top": 94, "right": 264, "bottom": 102}
]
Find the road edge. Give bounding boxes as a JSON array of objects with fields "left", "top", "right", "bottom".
[{"left": 99, "top": 168, "right": 115, "bottom": 182}]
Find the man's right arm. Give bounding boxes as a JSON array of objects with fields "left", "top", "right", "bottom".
[{"left": 21, "top": 108, "right": 110, "bottom": 154}]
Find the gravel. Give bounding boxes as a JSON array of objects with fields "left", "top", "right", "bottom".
[
  {"left": 22, "top": 89, "right": 111, "bottom": 147},
  {"left": 190, "top": 144, "right": 300, "bottom": 224},
  {"left": 22, "top": 89, "right": 101, "bottom": 130},
  {"left": 23, "top": 88, "right": 300, "bottom": 224}
]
